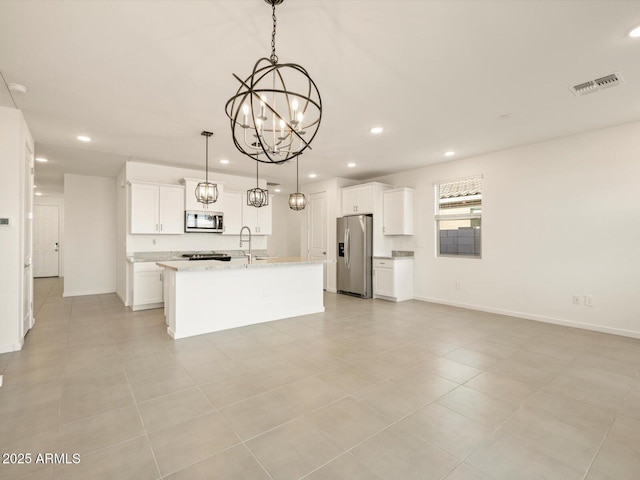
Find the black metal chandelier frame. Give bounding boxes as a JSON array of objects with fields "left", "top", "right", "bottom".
[
  {"left": 247, "top": 160, "right": 269, "bottom": 208},
  {"left": 225, "top": 0, "right": 322, "bottom": 164},
  {"left": 195, "top": 130, "right": 218, "bottom": 205}
]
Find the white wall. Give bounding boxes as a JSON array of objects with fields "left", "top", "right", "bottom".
[
  {"left": 268, "top": 194, "right": 300, "bottom": 258},
  {"left": 116, "top": 166, "right": 127, "bottom": 302},
  {"left": 64, "top": 174, "right": 117, "bottom": 297},
  {"left": 371, "top": 121, "right": 640, "bottom": 338},
  {"left": 0, "top": 107, "right": 33, "bottom": 353},
  {"left": 34, "top": 195, "right": 65, "bottom": 277}
]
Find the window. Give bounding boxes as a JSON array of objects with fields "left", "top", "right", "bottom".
[{"left": 435, "top": 177, "right": 482, "bottom": 257}]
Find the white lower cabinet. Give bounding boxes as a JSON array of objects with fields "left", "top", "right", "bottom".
[
  {"left": 133, "top": 263, "right": 164, "bottom": 311},
  {"left": 373, "top": 257, "right": 414, "bottom": 302}
]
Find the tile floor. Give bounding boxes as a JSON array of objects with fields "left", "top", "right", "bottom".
[{"left": 1, "top": 277, "right": 639, "bottom": 480}]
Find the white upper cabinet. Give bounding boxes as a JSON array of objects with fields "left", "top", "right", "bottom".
[
  {"left": 130, "top": 182, "right": 184, "bottom": 234},
  {"left": 383, "top": 187, "right": 414, "bottom": 235},
  {"left": 222, "top": 191, "right": 243, "bottom": 235},
  {"left": 241, "top": 194, "right": 273, "bottom": 235},
  {"left": 341, "top": 183, "right": 379, "bottom": 215},
  {"left": 182, "top": 178, "right": 224, "bottom": 213}
]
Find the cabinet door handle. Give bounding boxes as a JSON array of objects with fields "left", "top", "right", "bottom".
[
  {"left": 156, "top": 224, "right": 159, "bottom": 231},
  {"left": 160, "top": 224, "right": 163, "bottom": 232},
  {"left": 159, "top": 272, "right": 162, "bottom": 282}
]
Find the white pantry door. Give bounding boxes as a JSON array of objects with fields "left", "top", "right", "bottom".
[
  {"left": 33, "top": 205, "right": 60, "bottom": 277},
  {"left": 308, "top": 191, "right": 327, "bottom": 289}
]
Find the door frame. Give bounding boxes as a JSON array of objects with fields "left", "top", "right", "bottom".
[{"left": 307, "top": 191, "right": 328, "bottom": 290}]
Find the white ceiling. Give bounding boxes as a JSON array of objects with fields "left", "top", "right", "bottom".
[{"left": 1, "top": 0, "right": 639, "bottom": 195}]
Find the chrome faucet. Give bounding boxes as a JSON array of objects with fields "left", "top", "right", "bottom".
[{"left": 239, "top": 226, "right": 252, "bottom": 264}]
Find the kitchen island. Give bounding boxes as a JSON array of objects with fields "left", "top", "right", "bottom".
[{"left": 156, "top": 257, "right": 325, "bottom": 339}]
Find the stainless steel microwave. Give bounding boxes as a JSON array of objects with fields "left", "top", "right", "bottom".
[{"left": 185, "top": 211, "right": 223, "bottom": 233}]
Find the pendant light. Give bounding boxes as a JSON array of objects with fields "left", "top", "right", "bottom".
[
  {"left": 195, "top": 131, "right": 218, "bottom": 205},
  {"left": 225, "top": 0, "right": 322, "bottom": 164},
  {"left": 247, "top": 161, "right": 269, "bottom": 208},
  {"left": 288, "top": 156, "right": 306, "bottom": 211}
]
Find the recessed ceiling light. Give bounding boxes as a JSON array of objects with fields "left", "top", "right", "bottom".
[
  {"left": 7, "top": 83, "right": 27, "bottom": 94},
  {"left": 629, "top": 25, "right": 640, "bottom": 37},
  {"left": 219, "top": 159, "right": 229, "bottom": 164},
  {"left": 35, "top": 157, "right": 48, "bottom": 163},
  {"left": 274, "top": 188, "right": 281, "bottom": 193},
  {"left": 77, "top": 135, "right": 92, "bottom": 142},
  {"left": 34, "top": 192, "right": 43, "bottom": 196},
  {"left": 370, "top": 127, "right": 384, "bottom": 134},
  {"left": 498, "top": 113, "right": 513, "bottom": 120},
  {"left": 308, "top": 173, "right": 317, "bottom": 178},
  {"left": 347, "top": 162, "right": 356, "bottom": 168},
  {"left": 444, "top": 151, "right": 455, "bottom": 157},
  {"left": 33, "top": 185, "right": 37, "bottom": 188}
]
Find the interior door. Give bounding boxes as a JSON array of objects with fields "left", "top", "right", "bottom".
[
  {"left": 33, "top": 205, "right": 60, "bottom": 277},
  {"left": 23, "top": 143, "right": 34, "bottom": 335},
  {"left": 308, "top": 191, "right": 327, "bottom": 289}
]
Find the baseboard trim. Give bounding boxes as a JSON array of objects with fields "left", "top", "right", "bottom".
[
  {"left": 0, "top": 342, "right": 23, "bottom": 354},
  {"left": 63, "top": 289, "right": 116, "bottom": 298},
  {"left": 413, "top": 296, "right": 640, "bottom": 340}
]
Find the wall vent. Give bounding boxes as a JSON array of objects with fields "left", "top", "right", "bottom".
[{"left": 570, "top": 72, "right": 624, "bottom": 96}]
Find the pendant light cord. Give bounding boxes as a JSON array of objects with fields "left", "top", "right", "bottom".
[
  {"left": 296, "top": 157, "right": 299, "bottom": 192},
  {"left": 205, "top": 135, "right": 209, "bottom": 184}
]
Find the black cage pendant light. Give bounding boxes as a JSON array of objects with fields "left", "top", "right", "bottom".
[
  {"left": 247, "top": 161, "right": 269, "bottom": 208},
  {"left": 225, "top": 0, "right": 322, "bottom": 164},
  {"left": 288, "top": 156, "right": 306, "bottom": 211},
  {"left": 195, "top": 131, "right": 218, "bottom": 205}
]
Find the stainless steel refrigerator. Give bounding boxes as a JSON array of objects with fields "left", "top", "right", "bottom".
[{"left": 337, "top": 215, "right": 373, "bottom": 298}]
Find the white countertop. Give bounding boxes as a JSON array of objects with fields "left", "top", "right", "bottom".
[{"left": 156, "top": 257, "right": 329, "bottom": 272}]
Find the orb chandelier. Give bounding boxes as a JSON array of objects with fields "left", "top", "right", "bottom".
[
  {"left": 247, "top": 161, "right": 269, "bottom": 208},
  {"left": 288, "top": 156, "right": 306, "bottom": 211},
  {"left": 225, "top": 0, "right": 322, "bottom": 164},
  {"left": 195, "top": 131, "right": 218, "bottom": 205}
]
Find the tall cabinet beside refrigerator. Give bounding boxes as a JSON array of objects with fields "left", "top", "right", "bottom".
[{"left": 337, "top": 215, "right": 373, "bottom": 298}]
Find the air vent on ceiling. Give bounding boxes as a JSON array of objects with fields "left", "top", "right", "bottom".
[{"left": 570, "top": 72, "right": 624, "bottom": 96}]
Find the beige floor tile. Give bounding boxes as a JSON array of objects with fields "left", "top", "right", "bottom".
[
  {"left": 128, "top": 367, "right": 196, "bottom": 403},
  {"left": 274, "top": 374, "right": 349, "bottom": 414},
  {"left": 497, "top": 409, "right": 606, "bottom": 471},
  {"left": 61, "top": 368, "right": 128, "bottom": 397},
  {"left": 303, "top": 453, "right": 382, "bottom": 480},
  {"left": 443, "top": 348, "right": 502, "bottom": 369},
  {"left": 219, "top": 390, "right": 300, "bottom": 440},
  {"left": 466, "top": 432, "right": 584, "bottom": 480},
  {"left": 619, "top": 387, "right": 640, "bottom": 420},
  {"left": 354, "top": 373, "right": 457, "bottom": 422},
  {"left": 605, "top": 415, "right": 640, "bottom": 453},
  {"left": 138, "top": 387, "right": 215, "bottom": 433},
  {"left": 315, "top": 364, "right": 382, "bottom": 395},
  {"left": 53, "top": 435, "right": 158, "bottom": 480},
  {"left": 59, "top": 384, "right": 134, "bottom": 423},
  {"left": 246, "top": 417, "right": 344, "bottom": 480},
  {"left": 463, "top": 371, "right": 542, "bottom": 404},
  {"left": 523, "top": 390, "right": 614, "bottom": 435},
  {"left": 399, "top": 402, "right": 494, "bottom": 459},
  {"left": 164, "top": 444, "right": 270, "bottom": 480},
  {"left": 444, "top": 463, "right": 495, "bottom": 480},
  {"left": 351, "top": 424, "right": 459, "bottom": 480},
  {"left": 411, "top": 356, "right": 483, "bottom": 384},
  {"left": 56, "top": 405, "right": 144, "bottom": 455},
  {"left": 148, "top": 411, "right": 240, "bottom": 476},
  {"left": 436, "top": 385, "right": 520, "bottom": 428},
  {"left": 0, "top": 426, "right": 58, "bottom": 480},
  {"left": 305, "top": 397, "right": 392, "bottom": 450},
  {"left": 200, "top": 372, "right": 267, "bottom": 408},
  {"left": 587, "top": 439, "right": 640, "bottom": 480}
]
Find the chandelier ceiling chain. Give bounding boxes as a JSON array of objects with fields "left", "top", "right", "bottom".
[
  {"left": 269, "top": 2, "right": 278, "bottom": 65},
  {"left": 225, "top": 0, "right": 322, "bottom": 164}
]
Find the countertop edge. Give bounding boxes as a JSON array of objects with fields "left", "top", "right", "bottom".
[{"left": 156, "top": 258, "right": 332, "bottom": 272}]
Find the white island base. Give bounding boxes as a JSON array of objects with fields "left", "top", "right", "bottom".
[{"left": 157, "top": 258, "right": 325, "bottom": 339}]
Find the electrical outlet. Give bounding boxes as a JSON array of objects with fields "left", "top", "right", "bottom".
[
  {"left": 585, "top": 295, "right": 594, "bottom": 306},
  {"left": 455, "top": 281, "right": 462, "bottom": 290},
  {"left": 572, "top": 295, "right": 582, "bottom": 305}
]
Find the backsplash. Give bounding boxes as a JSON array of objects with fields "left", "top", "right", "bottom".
[{"left": 127, "top": 232, "right": 267, "bottom": 254}]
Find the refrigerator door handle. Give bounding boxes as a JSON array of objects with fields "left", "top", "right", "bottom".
[{"left": 345, "top": 228, "right": 351, "bottom": 269}]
